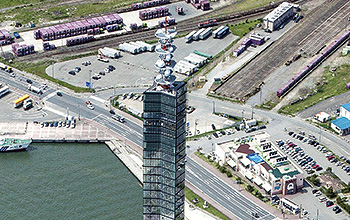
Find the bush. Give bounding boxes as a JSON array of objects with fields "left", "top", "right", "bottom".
[
  {"left": 226, "top": 170, "right": 232, "bottom": 177},
  {"left": 219, "top": 166, "right": 227, "bottom": 174},
  {"left": 247, "top": 185, "right": 254, "bottom": 193}
]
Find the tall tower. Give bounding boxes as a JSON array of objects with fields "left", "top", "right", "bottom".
[{"left": 143, "top": 22, "right": 187, "bottom": 220}]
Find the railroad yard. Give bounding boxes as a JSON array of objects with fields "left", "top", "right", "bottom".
[{"left": 214, "top": 0, "right": 350, "bottom": 104}]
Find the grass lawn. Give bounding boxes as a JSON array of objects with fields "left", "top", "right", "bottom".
[
  {"left": 228, "top": 19, "right": 262, "bottom": 38},
  {"left": 278, "top": 64, "right": 350, "bottom": 115},
  {"left": 185, "top": 187, "right": 231, "bottom": 220},
  {"left": 208, "top": 0, "right": 284, "bottom": 18}
]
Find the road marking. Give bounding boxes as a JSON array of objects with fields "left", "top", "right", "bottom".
[
  {"left": 42, "top": 91, "right": 57, "bottom": 101},
  {"left": 89, "top": 95, "right": 105, "bottom": 104},
  {"left": 43, "top": 105, "right": 66, "bottom": 117},
  {"left": 91, "top": 114, "right": 103, "bottom": 120}
]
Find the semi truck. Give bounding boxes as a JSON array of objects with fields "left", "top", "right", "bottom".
[
  {"left": 23, "top": 99, "right": 33, "bottom": 110},
  {"left": 0, "top": 86, "right": 9, "bottom": 98},
  {"left": 112, "top": 115, "right": 125, "bottom": 123},
  {"left": 28, "top": 84, "right": 43, "bottom": 94},
  {"left": 13, "top": 94, "right": 30, "bottom": 108}
]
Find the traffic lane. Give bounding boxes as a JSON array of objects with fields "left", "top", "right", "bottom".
[
  {"left": 93, "top": 115, "right": 143, "bottom": 146},
  {"left": 0, "top": 71, "right": 52, "bottom": 99},
  {"left": 47, "top": 91, "right": 144, "bottom": 143},
  {"left": 186, "top": 160, "right": 273, "bottom": 220},
  {"left": 186, "top": 158, "right": 275, "bottom": 220},
  {"left": 187, "top": 158, "right": 269, "bottom": 216}
]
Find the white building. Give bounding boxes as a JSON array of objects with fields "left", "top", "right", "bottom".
[
  {"left": 314, "top": 112, "right": 330, "bottom": 123},
  {"left": 331, "top": 103, "right": 350, "bottom": 135},
  {"left": 263, "top": 2, "right": 297, "bottom": 32},
  {"left": 215, "top": 132, "right": 304, "bottom": 195}
]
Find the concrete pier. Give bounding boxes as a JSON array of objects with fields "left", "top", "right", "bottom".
[
  {"left": 0, "top": 118, "right": 116, "bottom": 141},
  {"left": 106, "top": 140, "right": 143, "bottom": 183}
]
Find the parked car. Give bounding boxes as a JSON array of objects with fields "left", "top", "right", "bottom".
[
  {"left": 108, "top": 65, "right": 115, "bottom": 71},
  {"left": 211, "top": 124, "right": 216, "bottom": 130},
  {"left": 326, "top": 200, "right": 334, "bottom": 207},
  {"left": 319, "top": 197, "right": 327, "bottom": 202},
  {"left": 316, "top": 166, "right": 323, "bottom": 171},
  {"left": 26, "top": 79, "right": 33, "bottom": 84},
  {"left": 68, "top": 70, "right": 76, "bottom": 75},
  {"left": 213, "top": 132, "right": 219, "bottom": 138},
  {"left": 75, "top": 67, "right": 81, "bottom": 72},
  {"left": 57, "top": 91, "right": 62, "bottom": 96}
]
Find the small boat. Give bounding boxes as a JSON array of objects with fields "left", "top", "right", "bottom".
[{"left": 0, "top": 138, "right": 31, "bottom": 152}]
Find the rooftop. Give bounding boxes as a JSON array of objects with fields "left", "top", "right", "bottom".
[
  {"left": 341, "top": 103, "right": 350, "bottom": 112},
  {"left": 264, "top": 2, "right": 294, "bottom": 23},
  {"left": 216, "top": 132, "right": 301, "bottom": 179},
  {"left": 331, "top": 117, "right": 350, "bottom": 130}
]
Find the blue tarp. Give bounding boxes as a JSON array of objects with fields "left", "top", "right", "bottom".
[{"left": 247, "top": 153, "right": 264, "bottom": 164}]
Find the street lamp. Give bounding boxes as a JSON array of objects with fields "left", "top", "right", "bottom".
[{"left": 194, "top": 119, "right": 198, "bottom": 136}]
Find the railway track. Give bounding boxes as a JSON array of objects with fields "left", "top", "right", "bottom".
[
  {"left": 16, "top": 0, "right": 305, "bottom": 62},
  {"left": 214, "top": 0, "right": 350, "bottom": 101}
]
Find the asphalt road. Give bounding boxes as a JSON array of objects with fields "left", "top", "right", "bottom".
[
  {"left": 2, "top": 64, "right": 350, "bottom": 219},
  {"left": 186, "top": 157, "right": 275, "bottom": 220}
]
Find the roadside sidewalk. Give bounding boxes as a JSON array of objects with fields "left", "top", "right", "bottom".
[{"left": 190, "top": 153, "right": 299, "bottom": 219}]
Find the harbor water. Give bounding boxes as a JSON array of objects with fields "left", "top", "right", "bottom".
[{"left": 0, "top": 143, "right": 142, "bottom": 220}]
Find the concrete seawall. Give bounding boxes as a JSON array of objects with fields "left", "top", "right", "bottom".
[{"left": 105, "top": 140, "right": 143, "bottom": 183}]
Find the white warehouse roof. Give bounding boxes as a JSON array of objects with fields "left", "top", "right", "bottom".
[{"left": 264, "top": 2, "right": 296, "bottom": 22}]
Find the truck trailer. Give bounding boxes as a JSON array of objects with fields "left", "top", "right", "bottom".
[{"left": 98, "top": 47, "right": 120, "bottom": 58}]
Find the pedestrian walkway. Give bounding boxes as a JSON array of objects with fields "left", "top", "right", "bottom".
[{"left": 0, "top": 118, "right": 115, "bottom": 142}]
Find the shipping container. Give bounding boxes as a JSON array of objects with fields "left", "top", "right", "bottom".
[
  {"left": 118, "top": 43, "right": 138, "bottom": 54},
  {"left": 185, "top": 31, "right": 197, "bottom": 43},
  {"left": 192, "top": 29, "right": 205, "bottom": 41},
  {"left": 135, "top": 41, "right": 155, "bottom": 51},
  {"left": 199, "top": 27, "right": 212, "bottom": 40}
]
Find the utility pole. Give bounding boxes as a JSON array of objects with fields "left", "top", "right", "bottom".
[
  {"left": 242, "top": 109, "right": 245, "bottom": 120},
  {"left": 316, "top": 209, "right": 319, "bottom": 220},
  {"left": 251, "top": 106, "right": 254, "bottom": 119},
  {"left": 319, "top": 127, "right": 322, "bottom": 144},
  {"left": 194, "top": 119, "right": 198, "bottom": 136},
  {"left": 78, "top": 104, "right": 80, "bottom": 120},
  {"left": 212, "top": 101, "right": 215, "bottom": 114}
]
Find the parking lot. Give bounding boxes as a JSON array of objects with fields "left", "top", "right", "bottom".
[
  {"left": 46, "top": 33, "right": 237, "bottom": 90},
  {"left": 282, "top": 130, "right": 350, "bottom": 183}
]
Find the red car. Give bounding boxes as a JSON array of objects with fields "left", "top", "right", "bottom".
[
  {"left": 312, "top": 164, "right": 319, "bottom": 169},
  {"left": 328, "top": 156, "right": 335, "bottom": 161}
]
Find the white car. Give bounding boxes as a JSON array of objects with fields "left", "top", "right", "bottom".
[
  {"left": 104, "top": 68, "right": 110, "bottom": 73},
  {"left": 87, "top": 104, "right": 95, "bottom": 110}
]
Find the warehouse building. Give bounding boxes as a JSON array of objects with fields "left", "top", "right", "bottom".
[
  {"left": 331, "top": 103, "right": 350, "bottom": 135},
  {"left": 263, "top": 2, "right": 297, "bottom": 32},
  {"left": 215, "top": 132, "right": 304, "bottom": 195}
]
